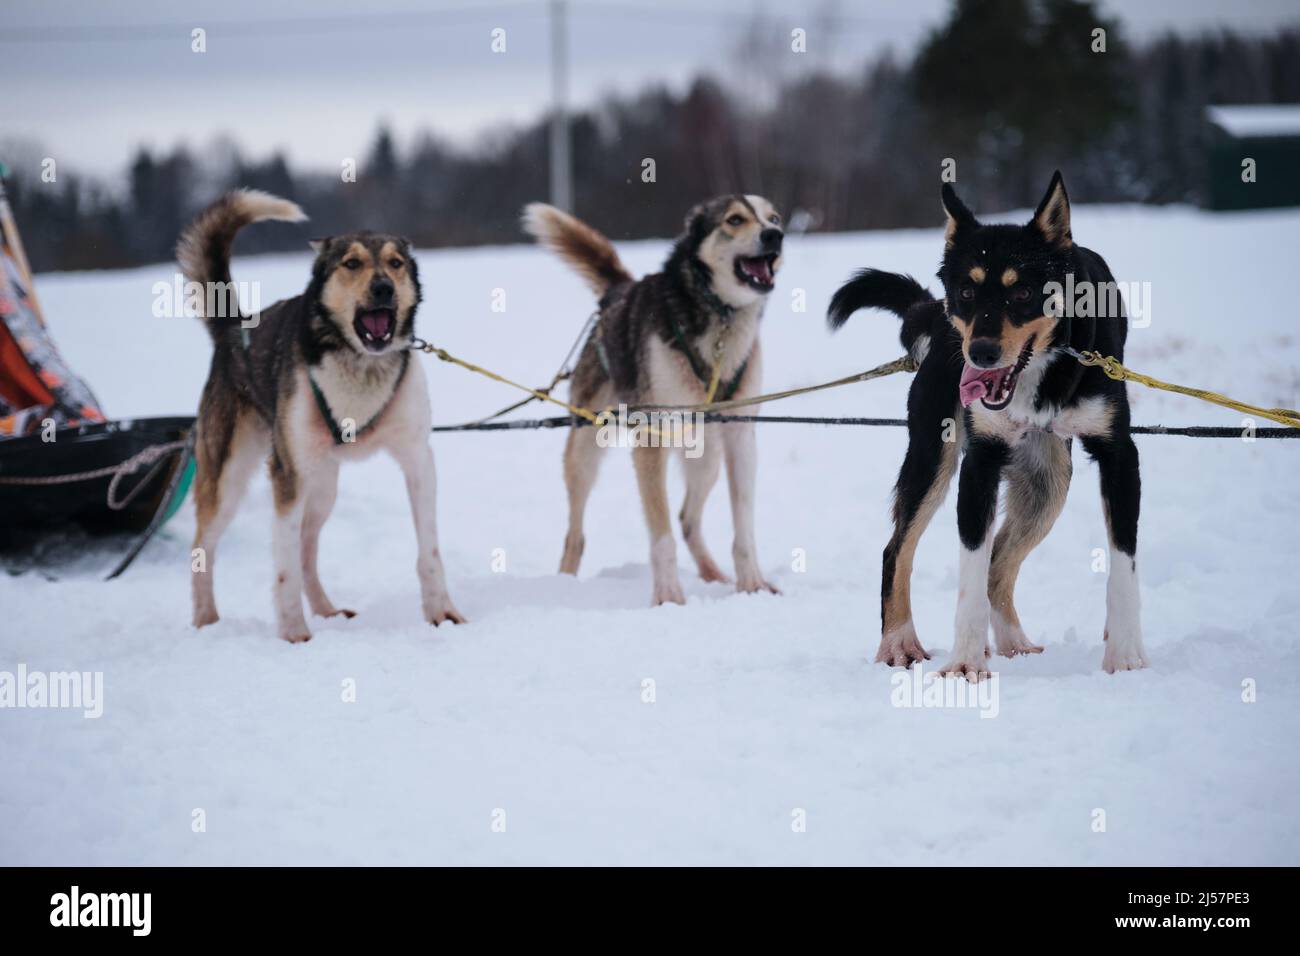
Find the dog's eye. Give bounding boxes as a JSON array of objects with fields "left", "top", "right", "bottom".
[
  {"left": 343, "top": 258, "right": 362, "bottom": 270},
  {"left": 959, "top": 286, "right": 976, "bottom": 301},
  {"left": 769, "top": 214, "right": 781, "bottom": 225},
  {"left": 389, "top": 258, "right": 404, "bottom": 270},
  {"left": 726, "top": 214, "right": 745, "bottom": 227},
  {"left": 1011, "top": 285, "right": 1032, "bottom": 302}
]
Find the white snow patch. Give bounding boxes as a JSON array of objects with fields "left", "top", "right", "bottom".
[{"left": 2, "top": 204, "right": 1298, "bottom": 864}]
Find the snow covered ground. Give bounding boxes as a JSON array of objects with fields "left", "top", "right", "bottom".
[{"left": 3, "top": 204, "right": 1299, "bottom": 865}]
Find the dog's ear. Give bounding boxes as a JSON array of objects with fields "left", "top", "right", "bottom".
[
  {"left": 941, "top": 183, "right": 978, "bottom": 249},
  {"left": 309, "top": 236, "right": 333, "bottom": 256},
  {"left": 400, "top": 239, "right": 420, "bottom": 282},
  {"left": 683, "top": 201, "right": 716, "bottom": 246},
  {"left": 1029, "top": 171, "right": 1072, "bottom": 249}
]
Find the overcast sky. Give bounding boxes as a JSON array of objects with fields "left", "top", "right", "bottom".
[{"left": 2, "top": 0, "right": 1297, "bottom": 181}]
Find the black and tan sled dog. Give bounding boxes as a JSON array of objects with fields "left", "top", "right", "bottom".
[
  {"left": 524, "top": 196, "right": 784, "bottom": 606},
  {"left": 828, "top": 172, "right": 1145, "bottom": 676},
  {"left": 178, "top": 190, "right": 464, "bottom": 642}
]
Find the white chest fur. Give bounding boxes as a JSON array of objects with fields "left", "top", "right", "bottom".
[
  {"left": 970, "top": 351, "right": 1113, "bottom": 443},
  {"left": 311, "top": 352, "right": 408, "bottom": 435},
  {"left": 645, "top": 304, "right": 762, "bottom": 405}
]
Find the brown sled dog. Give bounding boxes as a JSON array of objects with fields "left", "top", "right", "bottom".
[
  {"left": 523, "top": 196, "right": 784, "bottom": 606},
  {"left": 178, "top": 190, "right": 465, "bottom": 642}
]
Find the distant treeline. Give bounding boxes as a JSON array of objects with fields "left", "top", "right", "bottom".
[{"left": 7, "top": 0, "right": 1300, "bottom": 272}]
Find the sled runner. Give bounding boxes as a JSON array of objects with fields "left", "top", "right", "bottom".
[{"left": 0, "top": 167, "right": 194, "bottom": 575}]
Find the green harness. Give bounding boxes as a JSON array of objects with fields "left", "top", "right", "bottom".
[
  {"left": 667, "top": 311, "right": 750, "bottom": 402},
  {"left": 237, "top": 315, "right": 410, "bottom": 445},
  {"left": 308, "top": 352, "right": 410, "bottom": 445}
]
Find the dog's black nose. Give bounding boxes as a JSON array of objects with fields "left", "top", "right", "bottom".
[
  {"left": 760, "top": 228, "right": 783, "bottom": 250},
  {"left": 968, "top": 338, "right": 1002, "bottom": 368},
  {"left": 369, "top": 277, "right": 394, "bottom": 304}
]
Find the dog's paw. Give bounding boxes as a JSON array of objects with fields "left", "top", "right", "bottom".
[
  {"left": 735, "top": 573, "right": 779, "bottom": 595},
  {"left": 1101, "top": 627, "right": 1148, "bottom": 673},
  {"left": 696, "top": 558, "right": 732, "bottom": 585},
  {"left": 734, "top": 561, "right": 779, "bottom": 595},
  {"left": 281, "top": 630, "right": 313, "bottom": 644},
  {"left": 992, "top": 614, "right": 1044, "bottom": 658},
  {"left": 425, "top": 600, "right": 467, "bottom": 626},
  {"left": 321, "top": 607, "right": 357, "bottom": 620},
  {"left": 192, "top": 608, "right": 219, "bottom": 629},
  {"left": 875, "top": 623, "right": 930, "bottom": 667},
  {"left": 936, "top": 657, "right": 993, "bottom": 681},
  {"left": 651, "top": 578, "right": 687, "bottom": 606}
]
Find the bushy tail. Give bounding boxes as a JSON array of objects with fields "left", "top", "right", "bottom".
[
  {"left": 827, "top": 268, "right": 939, "bottom": 361},
  {"left": 521, "top": 202, "right": 632, "bottom": 296},
  {"left": 176, "top": 189, "right": 306, "bottom": 335}
]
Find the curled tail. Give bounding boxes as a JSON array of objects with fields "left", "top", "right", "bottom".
[
  {"left": 521, "top": 202, "right": 633, "bottom": 296},
  {"left": 827, "top": 268, "right": 941, "bottom": 362},
  {"left": 176, "top": 189, "right": 306, "bottom": 337}
]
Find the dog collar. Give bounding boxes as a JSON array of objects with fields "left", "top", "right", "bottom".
[
  {"left": 308, "top": 352, "right": 410, "bottom": 445},
  {"left": 686, "top": 258, "right": 736, "bottom": 322},
  {"left": 697, "top": 286, "right": 736, "bottom": 322}
]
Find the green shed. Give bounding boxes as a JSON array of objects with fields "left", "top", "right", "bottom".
[{"left": 1205, "top": 105, "right": 1300, "bottom": 211}]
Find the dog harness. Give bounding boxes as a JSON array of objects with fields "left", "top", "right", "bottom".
[
  {"left": 308, "top": 352, "right": 410, "bottom": 445},
  {"left": 667, "top": 311, "right": 750, "bottom": 402}
]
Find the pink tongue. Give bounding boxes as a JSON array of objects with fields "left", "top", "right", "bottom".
[
  {"left": 959, "top": 364, "right": 996, "bottom": 407},
  {"left": 362, "top": 311, "right": 392, "bottom": 339},
  {"left": 743, "top": 258, "right": 770, "bottom": 282}
]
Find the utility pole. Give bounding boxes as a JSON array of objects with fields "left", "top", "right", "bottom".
[{"left": 549, "top": 0, "right": 573, "bottom": 211}]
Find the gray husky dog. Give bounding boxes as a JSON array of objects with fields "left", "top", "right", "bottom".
[{"left": 524, "top": 195, "right": 785, "bottom": 606}]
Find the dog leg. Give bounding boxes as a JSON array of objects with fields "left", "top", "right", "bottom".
[
  {"left": 300, "top": 459, "right": 355, "bottom": 620},
  {"left": 269, "top": 440, "right": 313, "bottom": 644},
  {"left": 392, "top": 440, "right": 465, "bottom": 626},
  {"left": 940, "top": 436, "right": 1007, "bottom": 680},
  {"left": 191, "top": 413, "right": 267, "bottom": 628},
  {"left": 559, "top": 422, "right": 605, "bottom": 575},
  {"left": 1082, "top": 434, "right": 1146, "bottom": 672},
  {"left": 878, "top": 399, "right": 958, "bottom": 666},
  {"left": 679, "top": 425, "right": 730, "bottom": 584},
  {"left": 632, "top": 442, "right": 685, "bottom": 605},
  {"left": 721, "top": 421, "right": 777, "bottom": 594},
  {"left": 989, "top": 433, "right": 1071, "bottom": 657}
]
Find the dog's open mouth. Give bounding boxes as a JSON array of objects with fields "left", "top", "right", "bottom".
[
  {"left": 959, "top": 341, "right": 1034, "bottom": 410},
  {"left": 354, "top": 308, "right": 396, "bottom": 351},
  {"left": 734, "top": 255, "right": 777, "bottom": 292}
]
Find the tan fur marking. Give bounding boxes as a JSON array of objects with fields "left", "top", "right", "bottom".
[
  {"left": 882, "top": 438, "right": 959, "bottom": 633},
  {"left": 1032, "top": 181, "right": 1073, "bottom": 248},
  {"left": 950, "top": 312, "right": 973, "bottom": 354},
  {"left": 988, "top": 434, "right": 1072, "bottom": 623},
  {"left": 969, "top": 266, "right": 986, "bottom": 284},
  {"left": 954, "top": 313, "right": 1059, "bottom": 367},
  {"left": 943, "top": 209, "right": 959, "bottom": 249},
  {"left": 319, "top": 243, "right": 372, "bottom": 319},
  {"left": 1002, "top": 267, "right": 1018, "bottom": 286},
  {"left": 999, "top": 314, "right": 1058, "bottom": 363},
  {"left": 632, "top": 443, "right": 674, "bottom": 539}
]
